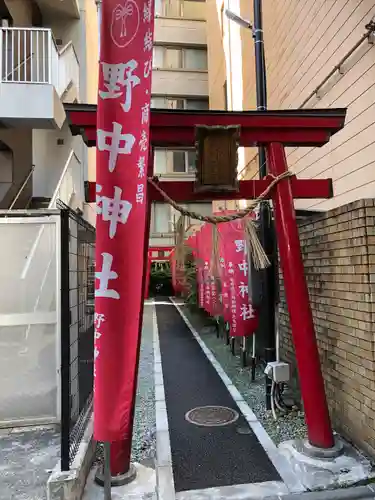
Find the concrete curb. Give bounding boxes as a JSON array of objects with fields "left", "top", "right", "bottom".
[
  {"left": 47, "top": 414, "right": 95, "bottom": 500},
  {"left": 152, "top": 303, "right": 176, "bottom": 500},
  {"left": 264, "top": 484, "right": 375, "bottom": 499}
]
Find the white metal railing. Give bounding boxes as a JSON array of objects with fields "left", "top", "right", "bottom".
[
  {"left": 0, "top": 27, "right": 55, "bottom": 84},
  {"left": 0, "top": 27, "right": 79, "bottom": 97},
  {"left": 49, "top": 150, "right": 81, "bottom": 208},
  {"left": 8, "top": 164, "right": 36, "bottom": 212},
  {"left": 58, "top": 41, "right": 79, "bottom": 96},
  {"left": 21, "top": 151, "right": 81, "bottom": 280}
]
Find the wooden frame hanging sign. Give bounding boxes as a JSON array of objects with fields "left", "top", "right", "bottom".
[{"left": 194, "top": 124, "right": 240, "bottom": 193}]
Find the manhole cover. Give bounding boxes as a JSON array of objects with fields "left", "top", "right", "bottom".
[{"left": 185, "top": 406, "right": 239, "bottom": 427}]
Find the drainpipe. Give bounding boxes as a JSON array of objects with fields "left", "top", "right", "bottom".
[
  {"left": 253, "top": 0, "right": 277, "bottom": 410},
  {"left": 95, "top": 0, "right": 102, "bottom": 59}
]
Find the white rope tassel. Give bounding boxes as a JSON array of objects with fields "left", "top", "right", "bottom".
[{"left": 244, "top": 218, "right": 270, "bottom": 270}]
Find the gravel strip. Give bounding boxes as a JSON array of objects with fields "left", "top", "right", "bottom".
[
  {"left": 132, "top": 305, "right": 156, "bottom": 463},
  {"left": 180, "top": 305, "right": 307, "bottom": 446},
  {"left": 94, "top": 306, "right": 156, "bottom": 466}
]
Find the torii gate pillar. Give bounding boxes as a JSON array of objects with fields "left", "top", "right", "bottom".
[{"left": 267, "top": 143, "right": 333, "bottom": 448}]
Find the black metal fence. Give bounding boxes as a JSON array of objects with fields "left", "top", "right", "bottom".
[{"left": 59, "top": 201, "right": 95, "bottom": 470}]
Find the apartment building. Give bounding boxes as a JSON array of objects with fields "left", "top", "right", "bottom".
[
  {"left": 0, "top": 0, "right": 98, "bottom": 221},
  {"left": 206, "top": 0, "right": 375, "bottom": 457},
  {"left": 0, "top": 0, "right": 98, "bottom": 425},
  {"left": 149, "top": 0, "right": 212, "bottom": 252}
]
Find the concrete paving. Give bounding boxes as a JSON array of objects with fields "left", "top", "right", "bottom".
[
  {"left": 80, "top": 301, "right": 375, "bottom": 500},
  {"left": 0, "top": 425, "right": 59, "bottom": 500},
  {"left": 176, "top": 484, "right": 375, "bottom": 500},
  {"left": 156, "top": 301, "right": 281, "bottom": 492}
]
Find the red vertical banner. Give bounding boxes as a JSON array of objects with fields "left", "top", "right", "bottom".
[
  {"left": 201, "top": 224, "right": 212, "bottom": 314},
  {"left": 225, "top": 220, "right": 259, "bottom": 336},
  {"left": 196, "top": 230, "right": 205, "bottom": 309},
  {"left": 94, "top": 0, "right": 155, "bottom": 449},
  {"left": 217, "top": 222, "right": 232, "bottom": 324}
]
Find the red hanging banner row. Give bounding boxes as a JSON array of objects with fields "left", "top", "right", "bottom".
[{"left": 172, "top": 216, "right": 258, "bottom": 337}]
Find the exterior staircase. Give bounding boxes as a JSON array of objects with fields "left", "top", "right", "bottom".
[{"left": 28, "top": 197, "right": 51, "bottom": 210}]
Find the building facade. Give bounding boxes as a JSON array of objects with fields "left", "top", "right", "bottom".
[
  {"left": 149, "top": 0, "right": 211, "bottom": 253},
  {"left": 206, "top": 0, "right": 375, "bottom": 456},
  {"left": 0, "top": 0, "right": 98, "bottom": 221},
  {"left": 0, "top": 0, "right": 98, "bottom": 425}
]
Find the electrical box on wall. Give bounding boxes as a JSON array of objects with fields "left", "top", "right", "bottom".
[{"left": 264, "top": 361, "right": 290, "bottom": 383}]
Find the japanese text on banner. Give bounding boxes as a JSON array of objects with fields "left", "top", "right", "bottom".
[{"left": 94, "top": 0, "right": 155, "bottom": 443}]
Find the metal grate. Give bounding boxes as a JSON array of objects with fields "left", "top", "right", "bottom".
[
  {"left": 59, "top": 200, "right": 95, "bottom": 470},
  {"left": 185, "top": 406, "right": 239, "bottom": 427}
]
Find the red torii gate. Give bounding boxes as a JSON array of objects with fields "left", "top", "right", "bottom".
[
  {"left": 66, "top": 104, "right": 346, "bottom": 454},
  {"left": 145, "top": 246, "right": 174, "bottom": 299}
]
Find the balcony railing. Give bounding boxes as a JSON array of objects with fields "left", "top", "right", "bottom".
[
  {"left": 21, "top": 150, "right": 83, "bottom": 280},
  {"left": 0, "top": 27, "right": 79, "bottom": 97}
]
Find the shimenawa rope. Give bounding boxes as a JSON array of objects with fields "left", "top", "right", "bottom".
[
  {"left": 147, "top": 171, "right": 293, "bottom": 270},
  {"left": 147, "top": 171, "right": 292, "bottom": 224}
]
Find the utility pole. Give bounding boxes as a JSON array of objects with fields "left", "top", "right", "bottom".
[{"left": 226, "top": 1, "right": 277, "bottom": 409}]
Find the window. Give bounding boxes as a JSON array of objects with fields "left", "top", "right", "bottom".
[
  {"left": 151, "top": 97, "right": 185, "bottom": 109},
  {"left": 186, "top": 151, "right": 196, "bottom": 172},
  {"left": 152, "top": 46, "right": 164, "bottom": 68},
  {"left": 172, "top": 150, "right": 196, "bottom": 173},
  {"left": 185, "top": 98, "right": 209, "bottom": 110},
  {"left": 165, "top": 48, "right": 183, "bottom": 69},
  {"left": 153, "top": 148, "right": 196, "bottom": 174},
  {"left": 167, "top": 98, "right": 185, "bottom": 109},
  {"left": 155, "top": 0, "right": 204, "bottom": 18},
  {"left": 151, "top": 204, "right": 170, "bottom": 233},
  {"left": 184, "top": 48, "right": 207, "bottom": 70},
  {"left": 172, "top": 151, "right": 186, "bottom": 173},
  {"left": 154, "top": 0, "right": 163, "bottom": 15},
  {"left": 155, "top": 0, "right": 206, "bottom": 19},
  {"left": 154, "top": 149, "right": 167, "bottom": 174},
  {"left": 152, "top": 46, "right": 207, "bottom": 70},
  {"left": 151, "top": 97, "right": 167, "bottom": 108},
  {"left": 151, "top": 97, "right": 208, "bottom": 110}
]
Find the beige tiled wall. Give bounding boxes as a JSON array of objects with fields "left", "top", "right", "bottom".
[
  {"left": 263, "top": 0, "right": 375, "bottom": 210},
  {"left": 207, "top": 0, "right": 375, "bottom": 209},
  {"left": 279, "top": 199, "right": 375, "bottom": 456}
]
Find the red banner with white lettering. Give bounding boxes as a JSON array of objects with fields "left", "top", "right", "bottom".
[
  {"left": 219, "top": 219, "right": 258, "bottom": 336},
  {"left": 94, "top": 0, "right": 155, "bottom": 443},
  {"left": 195, "top": 229, "right": 205, "bottom": 309},
  {"left": 217, "top": 248, "right": 231, "bottom": 323},
  {"left": 201, "top": 224, "right": 212, "bottom": 314}
]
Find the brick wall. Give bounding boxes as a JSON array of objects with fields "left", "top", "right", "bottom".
[{"left": 279, "top": 199, "right": 375, "bottom": 456}]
